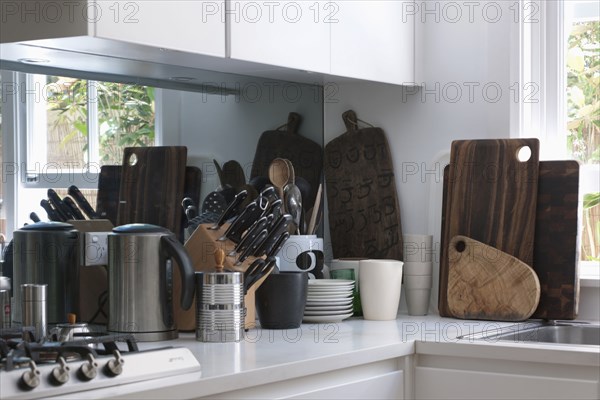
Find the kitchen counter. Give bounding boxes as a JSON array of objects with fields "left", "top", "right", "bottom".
[{"left": 57, "top": 315, "right": 600, "bottom": 399}]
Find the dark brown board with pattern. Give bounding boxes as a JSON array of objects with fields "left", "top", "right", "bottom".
[
  {"left": 117, "top": 146, "right": 187, "bottom": 236},
  {"left": 98, "top": 165, "right": 201, "bottom": 239},
  {"left": 250, "top": 112, "right": 323, "bottom": 211},
  {"left": 439, "top": 139, "right": 540, "bottom": 317},
  {"left": 324, "top": 110, "right": 403, "bottom": 260},
  {"left": 531, "top": 160, "right": 580, "bottom": 319}
]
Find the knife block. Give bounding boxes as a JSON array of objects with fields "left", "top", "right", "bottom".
[{"left": 175, "top": 223, "right": 271, "bottom": 331}]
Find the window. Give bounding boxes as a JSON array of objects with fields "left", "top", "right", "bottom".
[
  {"left": 1, "top": 71, "right": 159, "bottom": 234},
  {"left": 514, "top": 0, "right": 599, "bottom": 273}
]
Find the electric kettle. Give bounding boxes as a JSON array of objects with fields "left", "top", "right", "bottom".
[{"left": 107, "top": 224, "right": 195, "bottom": 341}]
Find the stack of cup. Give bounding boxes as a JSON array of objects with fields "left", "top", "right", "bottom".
[{"left": 402, "top": 234, "right": 433, "bottom": 315}]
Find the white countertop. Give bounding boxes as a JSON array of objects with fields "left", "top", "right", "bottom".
[{"left": 60, "top": 315, "right": 600, "bottom": 399}]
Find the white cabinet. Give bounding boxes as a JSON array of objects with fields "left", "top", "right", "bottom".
[
  {"left": 414, "top": 344, "right": 600, "bottom": 400},
  {"left": 94, "top": 0, "right": 226, "bottom": 56},
  {"left": 330, "top": 1, "right": 415, "bottom": 85},
  {"left": 228, "top": 0, "right": 330, "bottom": 73},
  {"left": 202, "top": 358, "right": 407, "bottom": 399}
]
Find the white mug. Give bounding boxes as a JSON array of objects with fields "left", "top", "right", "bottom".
[
  {"left": 359, "top": 259, "right": 404, "bottom": 321},
  {"left": 276, "top": 235, "right": 324, "bottom": 279}
]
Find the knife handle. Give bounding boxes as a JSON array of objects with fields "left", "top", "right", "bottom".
[
  {"left": 40, "top": 199, "right": 62, "bottom": 222},
  {"left": 63, "top": 196, "right": 86, "bottom": 220},
  {"left": 47, "top": 190, "right": 73, "bottom": 221},
  {"left": 68, "top": 185, "right": 97, "bottom": 219}
]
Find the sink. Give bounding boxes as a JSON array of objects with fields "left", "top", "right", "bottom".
[{"left": 458, "top": 322, "right": 600, "bottom": 346}]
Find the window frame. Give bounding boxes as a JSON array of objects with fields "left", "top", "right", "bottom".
[{"left": 511, "top": 0, "right": 600, "bottom": 280}]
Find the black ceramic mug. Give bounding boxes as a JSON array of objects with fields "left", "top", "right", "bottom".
[{"left": 255, "top": 272, "right": 308, "bottom": 329}]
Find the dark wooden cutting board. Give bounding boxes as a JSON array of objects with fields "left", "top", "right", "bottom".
[
  {"left": 531, "top": 160, "right": 580, "bottom": 319},
  {"left": 324, "top": 110, "right": 403, "bottom": 260},
  {"left": 117, "top": 146, "right": 187, "bottom": 236},
  {"left": 98, "top": 164, "right": 201, "bottom": 238},
  {"left": 439, "top": 139, "right": 540, "bottom": 317},
  {"left": 96, "top": 165, "right": 122, "bottom": 226},
  {"left": 250, "top": 112, "right": 323, "bottom": 210}
]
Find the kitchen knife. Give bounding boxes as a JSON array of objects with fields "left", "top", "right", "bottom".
[
  {"left": 235, "top": 229, "right": 269, "bottom": 265},
  {"left": 68, "top": 185, "right": 98, "bottom": 219},
  {"left": 229, "top": 215, "right": 272, "bottom": 257},
  {"left": 244, "top": 259, "right": 275, "bottom": 294},
  {"left": 48, "top": 189, "right": 74, "bottom": 221},
  {"left": 209, "top": 189, "right": 248, "bottom": 230},
  {"left": 243, "top": 258, "right": 266, "bottom": 293},
  {"left": 253, "top": 214, "right": 293, "bottom": 257},
  {"left": 63, "top": 196, "right": 86, "bottom": 220},
  {"left": 218, "top": 200, "right": 263, "bottom": 243},
  {"left": 265, "top": 198, "right": 283, "bottom": 228},
  {"left": 266, "top": 231, "right": 290, "bottom": 258},
  {"left": 40, "top": 199, "right": 62, "bottom": 222}
]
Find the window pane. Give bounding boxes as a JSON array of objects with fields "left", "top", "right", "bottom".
[
  {"left": 0, "top": 73, "right": 4, "bottom": 239},
  {"left": 45, "top": 76, "right": 88, "bottom": 168},
  {"left": 95, "top": 82, "right": 156, "bottom": 165}
]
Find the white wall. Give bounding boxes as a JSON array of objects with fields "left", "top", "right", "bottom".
[{"left": 323, "top": 1, "right": 514, "bottom": 312}]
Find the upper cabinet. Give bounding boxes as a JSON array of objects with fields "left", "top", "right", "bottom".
[
  {"left": 94, "top": 1, "right": 226, "bottom": 57},
  {"left": 0, "top": 1, "right": 415, "bottom": 86},
  {"left": 330, "top": 1, "right": 415, "bottom": 85},
  {"left": 228, "top": 1, "right": 330, "bottom": 73}
]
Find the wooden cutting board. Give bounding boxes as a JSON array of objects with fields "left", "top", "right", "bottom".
[
  {"left": 324, "top": 110, "right": 403, "bottom": 259},
  {"left": 250, "top": 112, "right": 323, "bottom": 211},
  {"left": 98, "top": 165, "right": 201, "bottom": 239},
  {"left": 117, "top": 146, "right": 187, "bottom": 236},
  {"left": 531, "top": 160, "right": 580, "bottom": 319},
  {"left": 439, "top": 139, "right": 540, "bottom": 317},
  {"left": 96, "top": 165, "right": 122, "bottom": 226},
  {"left": 448, "top": 235, "right": 541, "bottom": 321}
]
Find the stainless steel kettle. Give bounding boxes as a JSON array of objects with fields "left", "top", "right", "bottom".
[
  {"left": 107, "top": 224, "right": 195, "bottom": 341},
  {"left": 12, "top": 222, "right": 79, "bottom": 325}
]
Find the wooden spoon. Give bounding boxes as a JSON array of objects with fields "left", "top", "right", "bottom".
[
  {"left": 284, "top": 159, "right": 295, "bottom": 185},
  {"left": 268, "top": 158, "right": 290, "bottom": 210}
]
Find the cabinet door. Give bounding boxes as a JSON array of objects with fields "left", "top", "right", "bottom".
[
  {"left": 415, "top": 366, "right": 600, "bottom": 399},
  {"left": 331, "top": 1, "right": 414, "bottom": 85},
  {"left": 94, "top": 0, "right": 226, "bottom": 57},
  {"left": 228, "top": 0, "right": 330, "bottom": 73}
]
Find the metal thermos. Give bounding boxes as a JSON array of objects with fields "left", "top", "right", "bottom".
[
  {"left": 12, "top": 222, "right": 79, "bottom": 325},
  {"left": 108, "top": 224, "right": 195, "bottom": 342},
  {"left": 21, "top": 284, "right": 47, "bottom": 342}
]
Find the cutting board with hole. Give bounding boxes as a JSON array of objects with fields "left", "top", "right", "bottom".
[
  {"left": 447, "top": 235, "right": 540, "bottom": 321},
  {"left": 439, "top": 139, "right": 539, "bottom": 317},
  {"left": 117, "top": 146, "right": 187, "bottom": 236},
  {"left": 531, "top": 160, "right": 580, "bottom": 319},
  {"left": 250, "top": 112, "right": 323, "bottom": 211},
  {"left": 324, "top": 110, "right": 403, "bottom": 259}
]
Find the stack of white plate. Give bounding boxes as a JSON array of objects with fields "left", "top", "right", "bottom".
[{"left": 303, "top": 279, "right": 355, "bottom": 323}]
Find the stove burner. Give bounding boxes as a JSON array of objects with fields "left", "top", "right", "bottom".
[{"left": 0, "top": 330, "right": 139, "bottom": 372}]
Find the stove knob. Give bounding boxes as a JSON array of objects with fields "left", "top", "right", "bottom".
[
  {"left": 19, "top": 361, "right": 41, "bottom": 390},
  {"left": 77, "top": 353, "right": 98, "bottom": 381},
  {"left": 104, "top": 350, "right": 125, "bottom": 377},
  {"left": 50, "top": 356, "right": 71, "bottom": 386}
]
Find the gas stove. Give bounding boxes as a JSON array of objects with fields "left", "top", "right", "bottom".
[{"left": 0, "top": 328, "right": 201, "bottom": 399}]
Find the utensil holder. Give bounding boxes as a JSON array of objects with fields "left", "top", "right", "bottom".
[{"left": 178, "top": 223, "right": 272, "bottom": 330}]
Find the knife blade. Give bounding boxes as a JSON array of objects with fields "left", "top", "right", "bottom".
[
  {"left": 68, "top": 185, "right": 98, "bottom": 219},
  {"left": 229, "top": 215, "right": 272, "bottom": 257},
  {"left": 48, "top": 189, "right": 75, "bottom": 221},
  {"left": 40, "top": 199, "right": 62, "bottom": 222},
  {"left": 63, "top": 196, "right": 86, "bottom": 220},
  {"left": 235, "top": 229, "right": 269, "bottom": 265},
  {"left": 253, "top": 214, "right": 293, "bottom": 257},
  {"left": 209, "top": 189, "right": 248, "bottom": 230}
]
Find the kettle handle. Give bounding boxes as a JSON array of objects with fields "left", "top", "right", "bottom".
[{"left": 161, "top": 235, "right": 195, "bottom": 310}]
